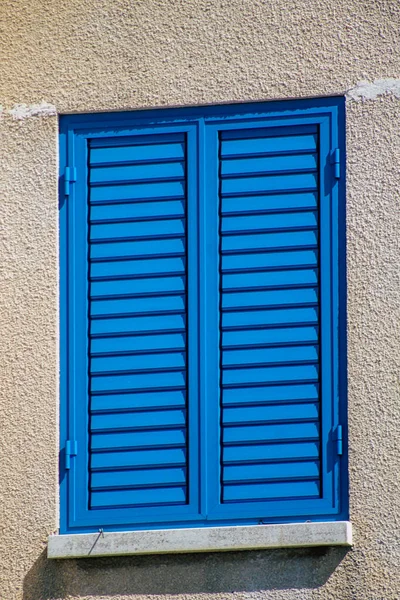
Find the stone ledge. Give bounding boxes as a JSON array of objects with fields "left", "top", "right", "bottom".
[{"left": 48, "top": 521, "right": 352, "bottom": 559}]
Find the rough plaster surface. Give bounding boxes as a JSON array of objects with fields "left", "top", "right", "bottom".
[
  {"left": 1, "top": 0, "right": 400, "bottom": 112},
  {"left": 1, "top": 0, "right": 400, "bottom": 599},
  {"left": 0, "top": 117, "right": 59, "bottom": 598}
]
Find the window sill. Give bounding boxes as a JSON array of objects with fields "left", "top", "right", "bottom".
[{"left": 48, "top": 521, "right": 352, "bottom": 559}]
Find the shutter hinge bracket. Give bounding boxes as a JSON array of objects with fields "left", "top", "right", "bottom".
[
  {"left": 334, "top": 425, "right": 343, "bottom": 456},
  {"left": 64, "top": 166, "right": 77, "bottom": 196},
  {"left": 331, "top": 148, "right": 341, "bottom": 179},
  {"left": 65, "top": 440, "right": 78, "bottom": 470}
]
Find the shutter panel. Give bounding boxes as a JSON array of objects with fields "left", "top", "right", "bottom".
[
  {"left": 218, "top": 124, "right": 325, "bottom": 510},
  {"left": 88, "top": 133, "right": 189, "bottom": 511}
]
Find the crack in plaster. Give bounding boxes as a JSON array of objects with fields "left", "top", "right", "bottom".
[
  {"left": 346, "top": 78, "right": 400, "bottom": 102},
  {"left": 7, "top": 101, "right": 57, "bottom": 120}
]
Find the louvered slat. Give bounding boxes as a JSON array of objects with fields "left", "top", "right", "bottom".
[
  {"left": 91, "top": 390, "right": 187, "bottom": 412},
  {"left": 90, "top": 180, "right": 185, "bottom": 204},
  {"left": 91, "top": 275, "right": 186, "bottom": 298},
  {"left": 219, "top": 125, "right": 322, "bottom": 504},
  {"left": 221, "top": 192, "right": 318, "bottom": 215},
  {"left": 88, "top": 133, "right": 189, "bottom": 510}
]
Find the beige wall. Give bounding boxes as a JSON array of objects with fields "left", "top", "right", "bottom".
[{"left": 1, "top": 1, "right": 400, "bottom": 598}]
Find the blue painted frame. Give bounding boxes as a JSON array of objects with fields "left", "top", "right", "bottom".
[{"left": 60, "top": 96, "right": 347, "bottom": 533}]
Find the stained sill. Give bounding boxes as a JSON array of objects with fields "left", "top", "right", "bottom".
[{"left": 48, "top": 521, "right": 352, "bottom": 559}]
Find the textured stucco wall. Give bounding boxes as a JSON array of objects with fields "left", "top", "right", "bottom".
[{"left": 1, "top": 1, "right": 400, "bottom": 599}]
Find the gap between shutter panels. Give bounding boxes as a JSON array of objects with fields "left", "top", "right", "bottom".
[
  {"left": 218, "top": 125, "right": 322, "bottom": 505},
  {"left": 88, "top": 133, "right": 189, "bottom": 510}
]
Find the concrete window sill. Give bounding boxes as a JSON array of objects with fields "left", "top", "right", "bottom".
[{"left": 48, "top": 521, "right": 352, "bottom": 559}]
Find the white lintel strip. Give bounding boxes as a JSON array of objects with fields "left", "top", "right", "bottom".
[{"left": 48, "top": 521, "right": 352, "bottom": 559}]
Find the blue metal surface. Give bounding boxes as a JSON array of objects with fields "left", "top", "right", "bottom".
[
  {"left": 60, "top": 96, "right": 346, "bottom": 533},
  {"left": 88, "top": 131, "right": 191, "bottom": 511}
]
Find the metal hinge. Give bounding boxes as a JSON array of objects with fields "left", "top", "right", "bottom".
[
  {"left": 65, "top": 440, "right": 78, "bottom": 470},
  {"left": 64, "top": 166, "right": 77, "bottom": 196},
  {"left": 334, "top": 425, "right": 343, "bottom": 456},
  {"left": 331, "top": 148, "right": 341, "bottom": 179}
]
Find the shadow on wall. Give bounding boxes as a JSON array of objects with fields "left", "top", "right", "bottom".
[{"left": 23, "top": 546, "right": 349, "bottom": 599}]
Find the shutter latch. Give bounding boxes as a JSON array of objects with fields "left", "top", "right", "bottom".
[
  {"left": 331, "top": 148, "right": 341, "bottom": 179},
  {"left": 64, "top": 166, "right": 77, "bottom": 196},
  {"left": 333, "top": 425, "right": 343, "bottom": 456},
  {"left": 65, "top": 440, "right": 78, "bottom": 470}
]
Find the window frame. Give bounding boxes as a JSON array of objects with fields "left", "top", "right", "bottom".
[{"left": 60, "top": 97, "right": 347, "bottom": 534}]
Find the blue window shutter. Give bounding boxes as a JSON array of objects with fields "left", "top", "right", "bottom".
[
  {"left": 60, "top": 98, "right": 345, "bottom": 533},
  {"left": 89, "top": 133, "right": 189, "bottom": 513},
  {"left": 61, "top": 126, "right": 202, "bottom": 532},
  {"left": 219, "top": 124, "right": 321, "bottom": 507},
  {"left": 205, "top": 114, "right": 343, "bottom": 521}
]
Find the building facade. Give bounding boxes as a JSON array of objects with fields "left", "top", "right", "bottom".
[{"left": 1, "top": 0, "right": 400, "bottom": 598}]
